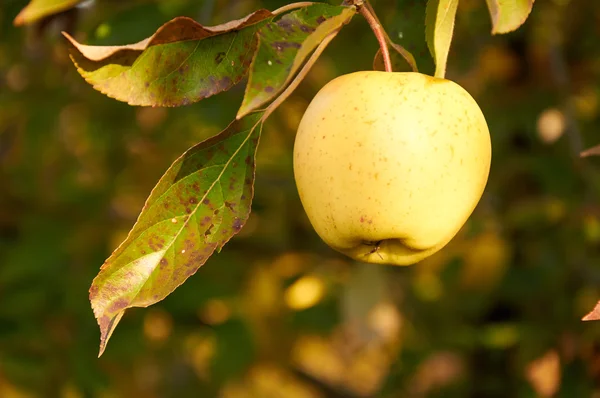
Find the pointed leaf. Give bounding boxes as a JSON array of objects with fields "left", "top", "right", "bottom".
[
  {"left": 64, "top": 11, "right": 274, "bottom": 107},
  {"left": 583, "top": 301, "right": 600, "bottom": 321},
  {"left": 236, "top": 4, "right": 355, "bottom": 119},
  {"left": 90, "top": 113, "right": 263, "bottom": 356},
  {"left": 425, "top": 0, "right": 458, "bottom": 79},
  {"left": 14, "top": 0, "right": 82, "bottom": 26},
  {"left": 485, "top": 0, "right": 535, "bottom": 34}
]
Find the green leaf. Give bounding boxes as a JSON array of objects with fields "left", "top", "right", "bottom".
[
  {"left": 236, "top": 4, "right": 355, "bottom": 119},
  {"left": 90, "top": 113, "right": 264, "bottom": 356},
  {"left": 64, "top": 10, "right": 274, "bottom": 107},
  {"left": 13, "top": 0, "right": 82, "bottom": 26},
  {"left": 425, "top": 0, "right": 459, "bottom": 79},
  {"left": 485, "top": 0, "right": 535, "bottom": 34}
]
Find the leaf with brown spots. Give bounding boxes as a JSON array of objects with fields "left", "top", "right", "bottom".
[
  {"left": 485, "top": 0, "right": 535, "bottom": 35},
  {"left": 64, "top": 10, "right": 274, "bottom": 107},
  {"left": 13, "top": 0, "right": 83, "bottom": 26},
  {"left": 90, "top": 113, "right": 263, "bottom": 356},
  {"left": 236, "top": 3, "right": 356, "bottom": 119}
]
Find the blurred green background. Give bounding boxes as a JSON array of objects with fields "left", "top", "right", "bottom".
[{"left": 2, "top": 0, "right": 600, "bottom": 396}]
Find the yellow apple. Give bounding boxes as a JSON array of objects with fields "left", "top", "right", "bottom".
[{"left": 293, "top": 71, "right": 491, "bottom": 266}]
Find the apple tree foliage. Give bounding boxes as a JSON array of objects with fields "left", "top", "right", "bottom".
[{"left": 12, "top": 0, "right": 544, "bottom": 356}]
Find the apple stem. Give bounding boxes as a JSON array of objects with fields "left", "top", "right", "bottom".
[{"left": 357, "top": 2, "right": 392, "bottom": 72}]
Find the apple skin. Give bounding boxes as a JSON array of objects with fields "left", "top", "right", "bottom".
[{"left": 293, "top": 71, "right": 491, "bottom": 266}]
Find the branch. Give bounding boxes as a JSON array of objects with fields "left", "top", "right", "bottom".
[{"left": 357, "top": 1, "right": 392, "bottom": 72}]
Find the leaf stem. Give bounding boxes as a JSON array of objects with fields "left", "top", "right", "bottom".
[{"left": 357, "top": 1, "right": 392, "bottom": 72}]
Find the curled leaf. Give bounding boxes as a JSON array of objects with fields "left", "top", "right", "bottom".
[
  {"left": 236, "top": 3, "right": 356, "bottom": 119},
  {"left": 90, "top": 113, "right": 263, "bottom": 356},
  {"left": 425, "top": 0, "right": 458, "bottom": 79},
  {"left": 14, "top": 0, "right": 82, "bottom": 26},
  {"left": 486, "top": 0, "right": 535, "bottom": 34},
  {"left": 64, "top": 10, "right": 274, "bottom": 107}
]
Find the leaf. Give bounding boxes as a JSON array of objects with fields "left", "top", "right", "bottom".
[
  {"left": 485, "top": 0, "right": 535, "bottom": 34},
  {"left": 64, "top": 10, "right": 274, "bottom": 107},
  {"left": 13, "top": 0, "right": 82, "bottom": 26},
  {"left": 582, "top": 300, "right": 600, "bottom": 321},
  {"left": 580, "top": 144, "right": 600, "bottom": 158},
  {"left": 90, "top": 113, "right": 263, "bottom": 356},
  {"left": 425, "top": 0, "right": 459, "bottom": 79},
  {"left": 236, "top": 4, "right": 355, "bottom": 119}
]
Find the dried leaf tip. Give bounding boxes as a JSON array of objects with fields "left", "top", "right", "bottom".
[{"left": 582, "top": 301, "right": 600, "bottom": 321}]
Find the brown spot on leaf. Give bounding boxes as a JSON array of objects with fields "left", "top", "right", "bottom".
[
  {"left": 178, "top": 64, "right": 190, "bottom": 74},
  {"left": 232, "top": 218, "right": 244, "bottom": 232},
  {"left": 300, "top": 24, "right": 316, "bottom": 33},
  {"left": 316, "top": 16, "right": 326, "bottom": 24},
  {"left": 98, "top": 315, "right": 111, "bottom": 331},
  {"left": 109, "top": 298, "right": 128, "bottom": 313},
  {"left": 272, "top": 41, "right": 301, "bottom": 52},
  {"left": 276, "top": 18, "right": 296, "bottom": 33},
  {"left": 215, "top": 52, "right": 226, "bottom": 64}
]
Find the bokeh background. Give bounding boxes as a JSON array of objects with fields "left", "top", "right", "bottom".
[{"left": 2, "top": 0, "right": 600, "bottom": 396}]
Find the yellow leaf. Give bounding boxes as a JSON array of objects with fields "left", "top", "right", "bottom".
[
  {"left": 485, "top": 0, "right": 535, "bottom": 34},
  {"left": 425, "top": 0, "right": 459, "bottom": 79},
  {"left": 525, "top": 350, "right": 561, "bottom": 397},
  {"left": 14, "top": 0, "right": 82, "bottom": 26}
]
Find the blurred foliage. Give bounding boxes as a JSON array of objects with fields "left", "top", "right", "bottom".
[{"left": 1, "top": 0, "right": 600, "bottom": 397}]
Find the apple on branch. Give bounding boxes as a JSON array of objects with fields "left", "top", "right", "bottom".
[{"left": 293, "top": 71, "right": 491, "bottom": 266}]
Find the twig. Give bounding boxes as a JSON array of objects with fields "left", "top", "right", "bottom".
[
  {"left": 356, "top": 1, "right": 392, "bottom": 72},
  {"left": 364, "top": 0, "right": 418, "bottom": 72}
]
